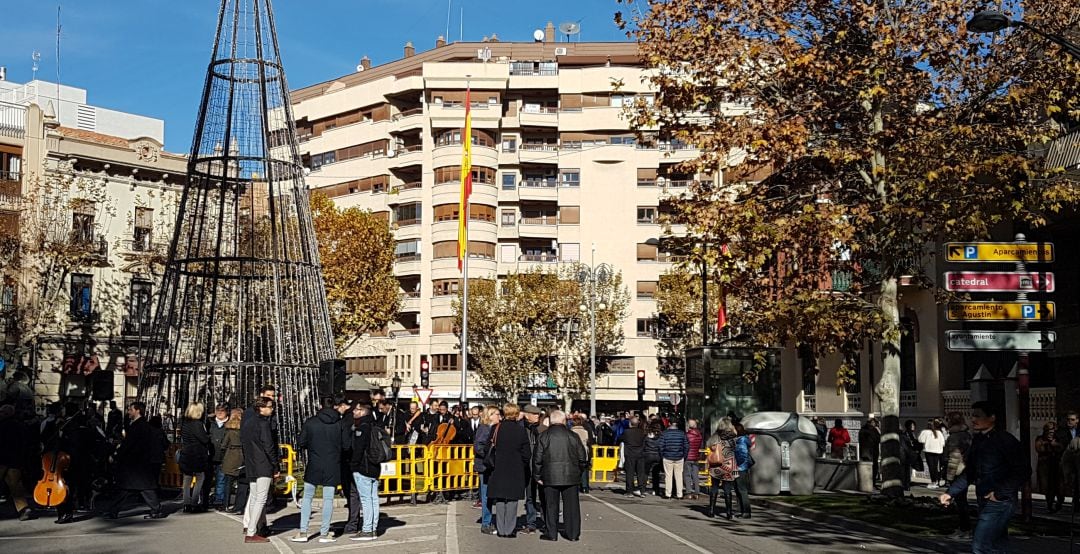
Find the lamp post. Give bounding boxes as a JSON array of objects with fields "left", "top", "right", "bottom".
[
  {"left": 577, "top": 244, "right": 612, "bottom": 417},
  {"left": 967, "top": 10, "right": 1080, "bottom": 59},
  {"left": 390, "top": 372, "right": 402, "bottom": 444}
]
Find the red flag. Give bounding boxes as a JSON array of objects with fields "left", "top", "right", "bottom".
[{"left": 716, "top": 244, "right": 729, "bottom": 334}]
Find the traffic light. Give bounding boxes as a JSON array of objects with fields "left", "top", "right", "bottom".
[
  {"left": 636, "top": 369, "right": 646, "bottom": 402},
  {"left": 420, "top": 355, "right": 430, "bottom": 388}
]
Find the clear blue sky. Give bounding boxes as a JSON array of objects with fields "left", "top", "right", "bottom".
[{"left": 0, "top": 0, "right": 630, "bottom": 152}]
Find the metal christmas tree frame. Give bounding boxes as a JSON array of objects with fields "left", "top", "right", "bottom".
[{"left": 139, "top": 0, "right": 334, "bottom": 441}]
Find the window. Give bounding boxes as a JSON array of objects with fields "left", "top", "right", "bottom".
[
  {"left": 433, "top": 241, "right": 457, "bottom": 259},
  {"left": 559, "top": 206, "right": 580, "bottom": 224},
  {"left": 394, "top": 240, "right": 421, "bottom": 260},
  {"left": 72, "top": 201, "right": 95, "bottom": 243},
  {"left": 345, "top": 356, "right": 387, "bottom": 377},
  {"left": 637, "top": 207, "right": 658, "bottom": 224},
  {"left": 435, "top": 165, "right": 496, "bottom": 185},
  {"left": 610, "top": 94, "right": 634, "bottom": 107},
  {"left": 501, "top": 210, "right": 516, "bottom": 226},
  {"left": 636, "top": 281, "right": 658, "bottom": 299},
  {"left": 433, "top": 279, "right": 461, "bottom": 296},
  {"left": 70, "top": 274, "right": 93, "bottom": 318},
  {"left": 129, "top": 280, "right": 152, "bottom": 324},
  {"left": 636, "top": 243, "right": 658, "bottom": 262},
  {"left": 432, "top": 353, "right": 459, "bottom": 371},
  {"left": 636, "top": 318, "right": 658, "bottom": 338},
  {"left": 637, "top": 168, "right": 658, "bottom": 186},
  {"left": 310, "top": 150, "right": 336, "bottom": 170},
  {"left": 800, "top": 345, "right": 817, "bottom": 396},
  {"left": 432, "top": 316, "right": 456, "bottom": 335},
  {"left": 502, "top": 173, "right": 516, "bottom": 190},
  {"left": 610, "top": 135, "right": 636, "bottom": 146},
  {"left": 500, "top": 244, "right": 517, "bottom": 262},
  {"left": 434, "top": 204, "right": 457, "bottom": 222},
  {"left": 501, "top": 137, "right": 517, "bottom": 152},
  {"left": 559, "top": 170, "right": 580, "bottom": 187},
  {"left": 134, "top": 207, "right": 153, "bottom": 251},
  {"left": 559, "top": 243, "right": 580, "bottom": 262},
  {"left": 393, "top": 203, "right": 421, "bottom": 226},
  {"left": 436, "top": 129, "right": 462, "bottom": 147},
  {"left": 1, "top": 278, "right": 15, "bottom": 312}
]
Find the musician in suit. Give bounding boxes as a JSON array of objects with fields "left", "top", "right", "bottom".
[
  {"left": 104, "top": 402, "right": 165, "bottom": 520},
  {"left": 456, "top": 405, "right": 481, "bottom": 445}
]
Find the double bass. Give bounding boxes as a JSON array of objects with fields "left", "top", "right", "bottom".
[{"left": 34, "top": 448, "right": 71, "bottom": 508}]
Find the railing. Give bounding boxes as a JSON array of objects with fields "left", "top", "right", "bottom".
[
  {"left": 519, "top": 253, "right": 559, "bottom": 262},
  {"left": 390, "top": 328, "right": 421, "bottom": 337},
  {"left": 519, "top": 216, "right": 557, "bottom": 225},
  {"left": 1031, "top": 387, "right": 1057, "bottom": 422},
  {"left": 846, "top": 392, "right": 862, "bottom": 412},
  {"left": 637, "top": 217, "right": 658, "bottom": 224},
  {"left": 1046, "top": 129, "right": 1080, "bottom": 170},
  {"left": 831, "top": 270, "right": 853, "bottom": 292},
  {"left": 70, "top": 232, "right": 109, "bottom": 258},
  {"left": 403, "top": 290, "right": 421, "bottom": 298},
  {"left": 521, "top": 105, "right": 559, "bottom": 114},
  {"left": 663, "top": 179, "right": 693, "bottom": 188},
  {"left": 520, "top": 179, "right": 557, "bottom": 188},
  {"left": 393, "top": 218, "right": 421, "bottom": 227},
  {"left": 392, "top": 107, "right": 424, "bottom": 121},
  {"left": 656, "top": 253, "right": 689, "bottom": 263},
  {"left": 637, "top": 179, "right": 657, "bottom": 187},
  {"left": 941, "top": 390, "right": 971, "bottom": 418},
  {"left": 391, "top": 181, "right": 422, "bottom": 193},
  {"left": 802, "top": 394, "right": 817, "bottom": 413},
  {"left": 395, "top": 253, "right": 421, "bottom": 262},
  {"left": 510, "top": 66, "right": 558, "bottom": 77},
  {"left": 900, "top": 390, "right": 917, "bottom": 408},
  {"left": 0, "top": 172, "right": 21, "bottom": 203},
  {"left": 395, "top": 144, "right": 424, "bottom": 153},
  {"left": 0, "top": 101, "right": 27, "bottom": 139},
  {"left": 437, "top": 101, "right": 492, "bottom": 109},
  {"left": 519, "top": 143, "right": 558, "bottom": 151},
  {"left": 122, "top": 318, "right": 153, "bottom": 337},
  {"left": 124, "top": 236, "right": 166, "bottom": 254}
]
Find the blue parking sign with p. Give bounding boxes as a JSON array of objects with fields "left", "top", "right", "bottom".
[
  {"left": 1022, "top": 304, "right": 1036, "bottom": 319},
  {"left": 964, "top": 246, "right": 978, "bottom": 259}
]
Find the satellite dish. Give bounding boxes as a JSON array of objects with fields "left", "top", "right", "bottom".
[
  {"left": 559, "top": 21, "right": 581, "bottom": 40},
  {"left": 533, "top": 29, "right": 545, "bottom": 42},
  {"left": 355, "top": 64, "right": 365, "bottom": 72}
]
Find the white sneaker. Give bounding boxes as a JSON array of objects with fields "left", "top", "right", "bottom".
[
  {"left": 632, "top": 491, "right": 643, "bottom": 497},
  {"left": 289, "top": 533, "right": 309, "bottom": 543},
  {"left": 318, "top": 535, "right": 336, "bottom": 543},
  {"left": 926, "top": 484, "right": 939, "bottom": 490}
]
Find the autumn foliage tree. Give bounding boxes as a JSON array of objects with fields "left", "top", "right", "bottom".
[
  {"left": 310, "top": 192, "right": 398, "bottom": 351},
  {"left": 618, "top": 0, "right": 1080, "bottom": 496}
]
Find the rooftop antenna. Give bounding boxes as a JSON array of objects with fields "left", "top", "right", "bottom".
[
  {"left": 558, "top": 21, "right": 581, "bottom": 42},
  {"left": 445, "top": 0, "right": 451, "bottom": 44},
  {"left": 31, "top": 51, "right": 41, "bottom": 81},
  {"left": 56, "top": 4, "right": 62, "bottom": 121}
]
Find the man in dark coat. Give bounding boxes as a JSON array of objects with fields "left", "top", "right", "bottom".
[
  {"left": 858, "top": 418, "right": 882, "bottom": 484},
  {"left": 349, "top": 406, "right": 383, "bottom": 541},
  {"left": 291, "top": 397, "right": 349, "bottom": 543},
  {"left": 208, "top": 403, "right": 230, "bottom": 508},
  {"left": 0, "top": 405, "right": 31, "bottom": 520},
  {"left": 241, "top": 396, "right": 278, "bottom": 543},
  {"left": 104, "top": 402, "right": 165, "bottom": 519},
  {"left": 520, "top": 404, "right": 543, "bottom": 533},
  {"left": 456, "top": 405, "right": 480, "bottom": 446},
  {"left": 533, "top": 410, "right": 588, "bottom": 542}
]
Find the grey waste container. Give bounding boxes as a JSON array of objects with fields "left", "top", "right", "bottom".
[{"left": 742, "top": 412, "right": 818, "bottom": 495}]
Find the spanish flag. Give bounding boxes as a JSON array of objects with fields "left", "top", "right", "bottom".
[
  {"left": 457, "top": 87, "right": 472, "bottom": 272},
  {"left": 716, "top": 244, "right": 730, "bottom": 334}
]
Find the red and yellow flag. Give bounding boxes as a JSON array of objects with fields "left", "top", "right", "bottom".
[
  {"left": 457, "top": 87, "right": 472, "bottom": 272},
  {"left": 716, "top": 244, "right": 730, "bottom": 334}
]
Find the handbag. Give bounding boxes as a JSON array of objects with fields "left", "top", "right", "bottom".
[
  {"left": 706, "top": 444, "right": 724, "bottom": 466},
  {"left": 483, "top": 424, "right": 500, "bottom": 470}
]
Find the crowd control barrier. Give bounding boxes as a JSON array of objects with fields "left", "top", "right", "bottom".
[
  {"left": 379, "top": 445, "right": 430, "bottom": 496},
  {"left": 278, "top": 444, "right": 297, "bottom": 496},
  {"left": 427, "top": 444, "right": 478, "bottom": 494},
  {"left": 590, "top": 446, "right": 619, "bottom": 483}
]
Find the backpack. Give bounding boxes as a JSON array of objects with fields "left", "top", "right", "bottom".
[{"left": 366, "top": 425, "right": 392, "bottom": 465}]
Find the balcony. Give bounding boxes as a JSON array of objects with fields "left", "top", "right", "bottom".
[
  {"left": 390, "top": 328, "right": 421, "bottom": 338},
  {"left": 0, "top": 102, "right": 27, "bottom": 139},
  {"left": 389, "top": 144, "right": 423, "bottom": 169},
  {"left": 519, "top": 179, "right": 558, "bottom": 201},
  {"left": 519, "top": 106, "right": 559, "bottom": 128},
  {"left": 69, "top": 232, "right": 110, "bottom": 264},
  {"left": 391, "top": 107, "right": 424, "bottom": 133},
  {"left": 0, "top": 171, "right": 22, "bottom": 206},
  {"left": 122, "top": 318, "right": 153, "bottom": 337},
  {"left": 518, "top": 253, "right": 560, "bottom": 263},
  {"left": 831, "top": 270, "right": 853, "bottom": 292},
  {"left": 518, "top": 143, "right": 559, "bottom": 164}
]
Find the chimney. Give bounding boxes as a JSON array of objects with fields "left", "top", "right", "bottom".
[
  {"left": 481, "top": 36, "right": 489, "bottom": 43},
  {"left": 360, "top": 56, "right": 371, "bottom": 70},
  {"left": 436, "top": 35, "right": 447, "bottom": 48},
  {"left": 404, "top": 42, "right": 415, "bottom": 58},
  {"left": 489, "top": 33, "right": 499, "bottom": 42},
  {"left": 544, "top": 21, "right": 555, "bottom": 43}
]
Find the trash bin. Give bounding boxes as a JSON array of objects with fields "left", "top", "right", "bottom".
[
  {"left": 856, "top": 461, "right": 874, "bottom": 493},
  {"left": 742, "top": 412, "right": 818, "bottom": 495}
]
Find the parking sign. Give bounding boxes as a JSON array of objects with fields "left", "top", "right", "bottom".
[{"left": 1022, "top": 304, "right": 1036, "bottom": 319}]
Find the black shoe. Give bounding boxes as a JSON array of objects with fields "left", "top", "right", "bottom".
[
  {"left": 18, "top": 508, "right": 32, "bottom": 521},
  {"left": 144, "top": 512, "right": 167, "bottom": 520},
  {"left": 725, "top": 514, "right": 734, "bottom": 520},
  {"left": 736, "top": 513, "right": 751, "bottom": 519},
  {"left": 567, "top": 537, "right": 580, "bottom": 541},
  {"left": 56, "top": 513, "right": 74, "bottom": 524},
  {"left": 540, "top": 535, "right": 557, "bottom": 542}
]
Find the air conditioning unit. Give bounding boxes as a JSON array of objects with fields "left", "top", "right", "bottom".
[{"left": 554, "top": 47, "right": 567, "bottom": 56}]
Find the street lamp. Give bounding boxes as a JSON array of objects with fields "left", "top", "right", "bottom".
[
  {"left": 390, "top": 372, "right": 402, "bottom": 444},
  {"left": 577, "top": 247, "right": 613, "bottom": 417},
  {"left": 968, "top": 11, "right": 1080, "bottom": 59}
]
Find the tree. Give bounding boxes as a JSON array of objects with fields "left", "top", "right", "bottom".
[
  {"left": 653, "top": 264, "right": 721, "bottom": 385},
  {"left": 454, "top": 265, "right": 631, "bottom": 408},
  {"left": 310, "top": 191, "right": 398, "bottom": 351},
  {"left": 618, "top": 0, "right": 1080, "bottom": 496}
]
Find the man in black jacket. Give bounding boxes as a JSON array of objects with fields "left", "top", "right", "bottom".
[
  {"left": 521, "top": 404, "right": 543, "bottom": 533},
  {"left": 208, "top": 403, "right": 230, "bottom": 509},
  {"left": 349, "top": 406, "right": 382, "bottom": 541},
  {"left": 940, "top": 401, "right": 1030, "bottom": 554},
  {"left": 104, "top": 402, "right": 164, "bottom": 520},
  {"left": 533, "top": 410, "right": 588, "bottom": 542},
  {"left": 241, "top": 397, "right": 278, "bottom": 543},
  {"left": 291, "top": 396, "right": 350, "bottom": 543}
]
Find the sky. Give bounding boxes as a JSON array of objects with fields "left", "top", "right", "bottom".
[{"left": 0, "top": 0, "right": 632, "bottom": 152}]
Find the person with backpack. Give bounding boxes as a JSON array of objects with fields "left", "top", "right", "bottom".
[
  {"left": 706, "top": 417, "right": 740, "bottom": 519},
  {"left": 350, "top": 404, "right": 388, "bottom": 542},
  {"left": 291, "top": 397, "right": 350, "bottom": 543},
  {"left": 732, "top": 419, "right": 753, "bottom": 518}
]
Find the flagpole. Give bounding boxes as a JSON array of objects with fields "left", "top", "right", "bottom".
[{"left": 459, "top": 76, "right": 471, "bottom": 407}]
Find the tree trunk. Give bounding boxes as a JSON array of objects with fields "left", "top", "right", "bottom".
[{"left": 874, "top": 276, "right": 904, "bottom": 497}]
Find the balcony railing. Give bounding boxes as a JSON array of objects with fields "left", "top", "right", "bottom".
[
  {"left": 519, "top": 143, "right": 558, "bottom": 152},
  {"left": 519, "top": 253, "right": 559, "bottom": 262},
  {"left": 801, "top": 394, "right": 817, "bottom": 413},
  {"left": 69, "top": 232, "right": 109, "bottom": 259},
  {"left": 393, "top": 218, "right": 421, "bottom": 228},
  {"left": 390, "top": 328, "right": 421, "bottom": 337},
  {"left": 519, "top": 216, "right": 557, "bottom": 226},
  {"left": 0, "top": 102, "right": 27, "bottom": 139},
  {"left": 392, "top": 107, "right": 424, "bottom": 121},
  {"left": 521, "top": 105, "right": 559, "bottom": 114},
  {"left": 831, "top": 270, "right": 853, "bottom": 292},
  {"left": 391, "top": 182, "right": 422, "bottom": 193},
  {"left": 395, "top": 253, "right": 421, "bottom": 262},
  {"left": 1046, "top": 129, "right": 1080, "bottom": 171},
  {"left": 0, "top": 172, "right": 21, "bottom": 204},
  {"left": 846, "top": 392, "right": 862, "bottom": 412},
  {"left": 122, "top": 318, "right": 153, "bottom": 337},
  {"left": 900, "top": 390, "right": 917, "bottom": 408},
  {"left": 520, "top": 179, "right": 557, "bottom": 188}
]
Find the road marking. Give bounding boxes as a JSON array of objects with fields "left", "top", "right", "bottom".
[
  {"left": 586, "top": 494, "right": 712, "bottom": 554},
  {"left": 0, "top": 534, "right": 102, "bottom": 540},
  {"left": 445, "top": 497, "right": 460, "bottom": 554},
  {"left": 213, "top": 508, "right": 290, "bottom": 554},
  {"left": 384, "top": 522, "right": 440, "bottom": 530},
  {"left": 301, "top": 535, "right": 438, "bottom": 553}
]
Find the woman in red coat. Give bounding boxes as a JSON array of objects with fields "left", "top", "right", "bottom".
[{"left": 827, "top": 419, "right": 851, "bottom": 459}]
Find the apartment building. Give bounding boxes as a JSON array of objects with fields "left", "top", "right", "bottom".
[
  {"left": 290, "top": 34, "right": 702, "bottom": 408},
  {"left": 0, "top": 82, "right": 185, "bottom": 410}
]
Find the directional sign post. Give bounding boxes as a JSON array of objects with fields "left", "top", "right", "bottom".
[
  {"left": 946, "top": 330, "right": 1057, "bottom": 352},
  {"left": 945, "top": 242, "right": 1053, "bottom": 263},
  {"left": 946, "top": 301, "right": 1055, "bottom": 322},
  {"left": 944, "top": 271, "right": 1055, "bottom": 293}
]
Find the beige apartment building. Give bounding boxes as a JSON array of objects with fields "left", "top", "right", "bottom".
[
  {"left": 290, "top": 34, "right": 704, "bottom": 409},
  {"left": 1, "top": 86, "right": 185, "bottom": 410}
]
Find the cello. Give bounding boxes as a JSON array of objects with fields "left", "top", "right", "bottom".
[{"left": 34, "top": 448, "right": 71, "bottom": 508}]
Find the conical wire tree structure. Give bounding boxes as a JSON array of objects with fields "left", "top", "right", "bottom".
[{"left": 139, "top": 0, "right": 334, "bottom": 442}]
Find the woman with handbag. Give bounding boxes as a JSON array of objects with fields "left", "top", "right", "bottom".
[
  {"left": 705, "top": 417, "right": 740, "bottom": 519},
  {"left": 900, "top": 419, "right": 923, "bottom": 491},
  {"left": 473, "top": 405, "right": 501, "bottom": 535},
  {"left": 487, "top": 404, "right": 531, "bottom": 538}
]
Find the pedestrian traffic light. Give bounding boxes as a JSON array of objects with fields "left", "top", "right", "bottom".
[
  {"left": 420, "top": 355, "right": 430, "bottom": 388},
  {"left": 636, "top": 369, "right": 646, "bottom": 402}
]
